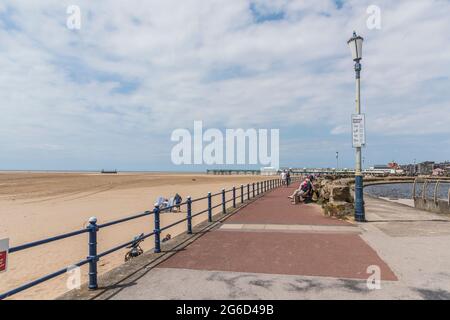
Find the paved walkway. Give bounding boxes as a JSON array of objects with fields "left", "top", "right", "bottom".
[
  {"left": 105, "top": 185, "right": 415, "bottom": 300},
  {"left": 60, "top": 185, "right": 450, "bottom": 300}
]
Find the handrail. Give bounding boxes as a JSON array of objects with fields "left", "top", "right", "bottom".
[
  {"left": 434, "top": 180, "right": 440, "bottom": 203},
  {"left": 97, "top": 231, "right": 155, "bottom": 259},
  {"left": 0, "top": 257, "right": 91, "bottom": 300},
  {"left": 414, "top": 177, "right": 449, "bottom": 202},
  {"left": 97, "top": 210, "right": 154, "bottom": 229},
  {"left": 0, "top": 177, "right": 287, "bottom": 300},
  {"left": 412, "top": 177, "right": 417, "bottom": 199},
  {"left": 422, "top": 180, "right": 428, "bottom": 199},
  {"left": 9, "top": 228, "right": 89, "bottom": 253}
]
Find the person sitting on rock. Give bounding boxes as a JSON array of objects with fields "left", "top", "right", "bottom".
[
  {"left": 288, "top": 178, "right": 310, "bottom": 202},
  {"left": 303, "top": 177, "right": 314, "bottom": 202}
]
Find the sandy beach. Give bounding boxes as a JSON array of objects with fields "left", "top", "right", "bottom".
[{"left": 0, "top": 172, "right": 271, "bottom": 300}]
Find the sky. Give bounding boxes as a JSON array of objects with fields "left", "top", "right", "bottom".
[{"left": 0, "top": 0, "right": 449, "bottom": 171}]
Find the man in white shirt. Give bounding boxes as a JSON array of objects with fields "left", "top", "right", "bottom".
[{"left": 280, "top": 171, "right": 287, "bottom": 185}]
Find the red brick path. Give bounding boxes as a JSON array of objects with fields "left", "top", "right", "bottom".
[
  {"left": 227, "top": 186, "right": 350, "bottom": 226},
  {"left": 158, "top": 185, "right": 397, "bottom": 281}
]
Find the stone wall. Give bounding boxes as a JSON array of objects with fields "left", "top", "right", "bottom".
[
  {"left": 315, "top": 177, "right": 354, "bottom": 220},
  {"left": 314, "top": 176, "right": 420, "bottom": 220}
]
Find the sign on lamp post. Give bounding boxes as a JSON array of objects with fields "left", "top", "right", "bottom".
[{"left": 352, "top": 114, "right": 366, "bottom": 148}]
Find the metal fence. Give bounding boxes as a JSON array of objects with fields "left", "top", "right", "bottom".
[
  {"left": 412, "top": 178, "right": 450, "bottom": 215},
  {"left": 0, "top": 177, "right": 299, "bottom": 300},
  {"left": 412, "top": 178, "right": 450, "bottom": 202}
]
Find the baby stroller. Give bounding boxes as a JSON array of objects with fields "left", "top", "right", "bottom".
[{"left": 124, "top": 233, "right": 145, "bottom": 262}]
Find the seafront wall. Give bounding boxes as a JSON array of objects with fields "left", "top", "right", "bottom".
[
  {"left": 315, "top": 176, "right": 414, "bottom": 220},
  {"left": 315, "top": 176, "right": 450, "bottom": 218},
  {"left": 412, "top": 178, "right": 450, "bottom": 214},
  {"left": 414, "top": 198, "right": 450, "bottom": 214}
]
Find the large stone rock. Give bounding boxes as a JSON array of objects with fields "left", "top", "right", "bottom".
[
  {"left": 330, "top": 185, "right": 352, "bottom": 202},
  {"left": 323, "top": 201, "right": 354, "bottom": 219}
]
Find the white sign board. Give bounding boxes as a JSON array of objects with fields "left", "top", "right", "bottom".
[
  {"left": 0, "top": 238, "right": 9, "bottom": 273},
  {"left": 352, "top": 114, "right": 366, "bottom": 148}
]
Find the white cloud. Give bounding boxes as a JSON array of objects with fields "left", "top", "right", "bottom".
[{"left": 0, "top": 0, "right": 449, "bottom": 168}]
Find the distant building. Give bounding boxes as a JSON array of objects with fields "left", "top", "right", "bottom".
[
  {"left": 367, "top": 165, "right": 391, "bottom": 176},
  {"left": 432, "top": 168, "right": 446, "bottom": 176},
  {"left": 388, "top": 162, "right": 400, "bottom": 170},
  {"left": 400, "top": 164, "right": 417, "bottom": 176},
  {"left": 369, "top": 164, "right": 403, "bottom": 175},
  {"left": 399, "top": 161, "right": 449, "bottom": 177},
  {"left": 417, "top": 161, "right": 435, "bottom": 175},
  {"left": 373, "top": 164, "right": 390, "bottom": 170}
]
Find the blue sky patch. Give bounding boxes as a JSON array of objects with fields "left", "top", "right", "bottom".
[{"left": 249, "top": 3, "right": 285, "bottom": 24}]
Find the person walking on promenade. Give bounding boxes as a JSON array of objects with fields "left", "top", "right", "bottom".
[
  {"left": 280, "top": 170, "right": 287, "bottom": 186},
  {"left": 286, "top": 170, "right": 291, "bottom": 187}
]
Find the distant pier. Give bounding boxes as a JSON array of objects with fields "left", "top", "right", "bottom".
[
  {"left": 206, "top": 169, "right": 262, "bottom": 175},
  {"left": 206, "top": 168, "right": 356, "bottom": 176},
  {"left": 101, "top": 169, "right": 118, "bottom": 174}
]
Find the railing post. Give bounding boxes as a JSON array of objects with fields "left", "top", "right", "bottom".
[
  {"left": 222, "top": 188, "right": 226, "bottom": 214},
  {"left": 253, "top": 183, "right": 255, "bottom": 198},
  {"left": 247, "top": 184, "right": 250, "bottom": 200},
  {"left": 87, "top": 216, "right": 98, "bottom": 290},
  {"left": 153, "top": 204, "right": 161, "bottom": 253},
  {"left": 207, "top": 192, "right": 212, "bottom": 222},
  {"left": 422, "top": 180, "right": 428, "bottom": 199},
  {"left": 433, "top": 181, "right": 440, "bottom": 203},
  {"left": 187, "top": 196, "right": 192, "bottom": 234},
  {"left": 232, "top": 187, "right": 236, "bottom": 208},
  {"left": 241, "top": 184, "right": 244, "bottom": 204}
]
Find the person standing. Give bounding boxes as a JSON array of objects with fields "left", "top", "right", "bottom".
[
  {"left": 280, "top": 170, "right": 287, "bottom": 186},
  {"left": 286, "top": 170, "right": 291, "bottom": 187}
]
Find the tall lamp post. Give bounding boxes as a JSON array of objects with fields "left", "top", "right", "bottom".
[
  {"left": 336, "top": 152, "right": 339, "bottom": 172},
  {"left": 348, "top": 31, "right": 366, "bottom": 222}
]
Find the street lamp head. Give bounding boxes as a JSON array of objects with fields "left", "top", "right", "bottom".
[{"left": 347, "top": 31, "right": 364, "bottom": 61}]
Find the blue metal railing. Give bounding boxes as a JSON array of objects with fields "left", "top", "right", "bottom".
[{"left": 0, "top": 177, "right": 293, "bottom": 300}]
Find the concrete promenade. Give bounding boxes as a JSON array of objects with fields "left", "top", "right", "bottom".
[{"left": 61, "top": 184, "right": 450, "bottom": 300}]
